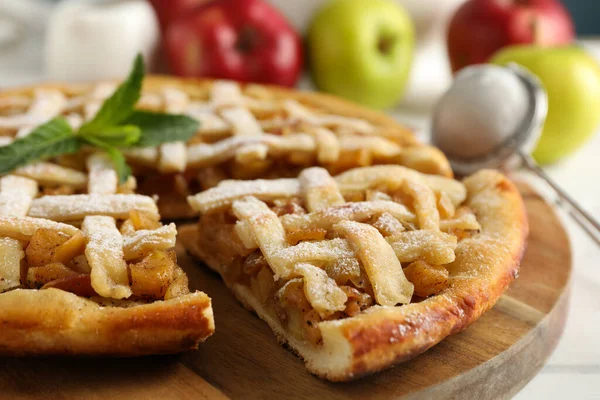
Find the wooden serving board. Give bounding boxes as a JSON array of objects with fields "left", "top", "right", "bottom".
[{"left": 0, "top": 183, "right": 571, "bottom": 400}]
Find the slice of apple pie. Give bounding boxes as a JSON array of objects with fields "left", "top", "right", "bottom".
[
  {"left": 0, "top": 78, "right": 451, "bottom": 218},
  {"left": 180, "top": 165, "right": 527, "bottom": 380},
  {"left": 0, "top": 153, "right": 214, "bottom": 356}
]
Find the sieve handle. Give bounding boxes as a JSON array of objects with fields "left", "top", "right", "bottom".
[{"left": 520, "top": 151, "right": 600, "bottom": 246}]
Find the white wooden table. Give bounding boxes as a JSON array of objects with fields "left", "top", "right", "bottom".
[{"left": 0, "top": 32, "right": 599, "bottom": 400}]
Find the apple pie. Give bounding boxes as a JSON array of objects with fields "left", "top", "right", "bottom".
[
  {"left": 0, "top": 77, "right": 450, "bottom": 218},
  {"left": 180, "top": 165, "right": 527, "bottom": 380},
  {"left": 0, "top": 152, "right": 214, "bottom": 356}
]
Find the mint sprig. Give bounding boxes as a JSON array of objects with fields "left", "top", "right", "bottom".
[
  {"left": 0, "top": 118, "right": 81, "bottom": 174},
  {"left": 0, "top": 54, "right": 200, "bottom": 183},
  {"left": 85, "top": 125, "right": 142, "bottom": 147},
  {"left": 79, "top": 55, "right": 145, "bottom": 136},
  {"left": 123, "top": 111, "right": 200, "bottom": 147}
]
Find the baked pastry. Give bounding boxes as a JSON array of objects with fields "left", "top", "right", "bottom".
[
  {"left": 0, "top": 78, "right": 450, "bottom": 218},
  {"left": 0, "top": 152, "right": 214, "bottom": 356},
  {"left": 180, "top": 165, "right": 527, "bottom": 381}
]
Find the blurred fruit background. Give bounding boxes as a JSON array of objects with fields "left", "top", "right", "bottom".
[{"left": 2, "top": 0, "right": 600, "bottom": 166}]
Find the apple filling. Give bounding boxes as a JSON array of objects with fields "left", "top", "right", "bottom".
[
  {"left": 18, "top": 210, "right": 188, "bottom": 303},
  {"left": 193, "top": 172, "right": 482, "bottom": 347}
]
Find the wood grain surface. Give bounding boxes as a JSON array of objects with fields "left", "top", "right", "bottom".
[{"left": 0, "top": 183, "right": 571, "bottom": 400}]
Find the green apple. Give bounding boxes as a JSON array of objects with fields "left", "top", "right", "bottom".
[
  {"left": 491, "top": 45, "right": 600, "bottom": 165},
  {"left": 307, "top": 0, "right": 415, "bottom": 109}
]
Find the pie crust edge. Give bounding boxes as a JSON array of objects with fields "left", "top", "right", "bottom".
[{"left": 0, "top": 288, "right": 214, "bottom": 356}]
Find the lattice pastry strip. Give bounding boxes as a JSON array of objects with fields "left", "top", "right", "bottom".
[
  {"left": 178, "top": 80, "right": 265, "bottom": 135},
  {"left": 0, "top": 176, "right": 38, "bottom": 291},
  {"left": 299, "top": 167, "right": 345, "bottom": 212},
  {"left": 65, "top": 113, "right": 84, "bottom": 130},
  {"left": 275, "top": 239, "right": 356, "bottom": 267},
  {"left": 0, "top": 238, "right": 24, "bottom": 292},
  {"left": 83, "top": 215, "right": 132, "bottom": 299},
  {"left": 280, "top": 201, "right": 415, "bottom": 232},
  {"left": 282, "top": 99, "right": 376, "bottom": 135},
  {"left": 286, "top": 263, "right": 347, "bottom": 318},
  {"left": 28, "top": 194, "right": 158, "bottom": 221},
  {"left": 82, "top": 152, "right": 129, "bottom": 298},
  {"left": 386, "top": 230, "right": 457, "bottom": 265},
  {"left": 0, "top": 89, "right": 66, "bottom": 132},
  {"left": 178, "top": 80, "right": 245, "bottom": 136},
  {"left": 123, "top": 147, "right": 160, "bottom": 168},
  {"left": 186, "top": 133, "right": 402, "bottom": 172},
  {"left": 440, "top": 213, "right": 480, "bottom": 231},
  {"left": 402, "top": 180, "right": 440, "bottom": 231},
  {"left": 188, "top": 165, "right": 463, "bottom": 216},
  {"left": 159, "top": 142, "right": 188, "bottom": 173},
  {"left": 334, "top": 220, "right": 413, "bottom": 306},
  {"left": 335, "top": 165, "right": 466, "bottom": 206},
  {"left": 210, "top": 80, "right": 247, "bottom": 108},
  {"left": 185, "top": 103, "right": 229, "bottom": 135},
  {"left": 87, "top": 153, "right": 118, "bottom": 195},
  {"left": 186, "top": 133, "right": 316, "bottom": 168},
  {"left": 189, "top": 178, "right": 300, "bottom": 214},
  {"left": 0, "top": 95, "right": 30, "bottom": 110},
  {"left": 0, "top": 216, "right": 79, "bottom": 241},
  {"left": 234, "top": 143, "right": 269, "bottom": 165},
  {"left": 307, "top": 127, "right": 340, "bottom": 164},
  {"left": 338, "top": 136, "right": 402, "bottom": 159},
  {"left": 231, "top": 196, "right": 290, "bottom": 278},
  {"left": 14, "top": 162, "right": 87, "bottom": 190},
  {"left": 123, "top": 224, "right": 177, "bottom": 261},
  {"left": 0, "top": 175, "right": 38, "bottom": 216},
  {"left": 158, "top": 88, "right": 189, "bottom": 173},
  {"left": 221, "top": 107, "right": 263, "bottom": 136}
]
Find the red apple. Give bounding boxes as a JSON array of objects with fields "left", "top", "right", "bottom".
[
  {"left": 163, "top": 0, "right": 303, "bottom": 87},
  {"left": 147, "top": 0, "right": 209, "bottom": 31},
  {"left": 447, "top": 0, "right": 575, "bottom": 73}
]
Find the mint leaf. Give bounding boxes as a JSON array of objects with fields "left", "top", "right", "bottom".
[
  {"left": 82, "top": 125, "right": 141, "bottom": 147},
  {"left": 123, "top": 111, "right": 200, "bottom": 147},
  {"left": 0, "top": 118, "right": 80, "bottom": 174},
  {"left": 103, "top": 146, "right": 131, "bottom": 184},
  {"left": 79, "top": 54, "right": 144, "bottom": 135},
  {"left": 84, "top": 136, "right": 131, "bottom": 183}
]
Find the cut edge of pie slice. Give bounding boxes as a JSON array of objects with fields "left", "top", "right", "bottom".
[
  {"left": 0, "top": 154, "right": 215, "bottom": 356},
  {"left": 0, "top": 288, "right": 214, "bottom": 356},
  {"left": 179, "top": 165, "right": 527, "bottom": 381}
]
